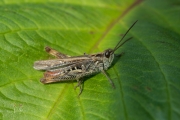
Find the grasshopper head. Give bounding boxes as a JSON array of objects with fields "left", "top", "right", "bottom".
[
  {"left": 103, "top": 49, "right": 114, "bottom": 70},
  {"left": 102, "top": 21, "right": 138, "bottom": 70}
]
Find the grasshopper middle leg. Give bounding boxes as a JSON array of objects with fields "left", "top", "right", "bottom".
[{"left": 74, "top": 79, "right": 84, "bottom": 96}]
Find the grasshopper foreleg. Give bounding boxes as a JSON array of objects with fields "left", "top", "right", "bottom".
[{"left": 101, "top": 69, "right": 115, "bottom": 88}]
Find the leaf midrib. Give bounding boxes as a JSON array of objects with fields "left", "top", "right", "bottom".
[{"left": 89, "top": 0, "right": 143, "bottom": 53}]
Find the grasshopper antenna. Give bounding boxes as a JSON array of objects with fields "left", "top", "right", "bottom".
[{"left": 113, "top": 20, "right": 138, "bottom": 52}]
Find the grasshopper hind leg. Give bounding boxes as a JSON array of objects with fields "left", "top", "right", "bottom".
[
  {"left": 45, "top": 46, "right": 70, "bottom": 58},
  {"left": 74, "top": 79, "right": 84, "bottom": 97}
]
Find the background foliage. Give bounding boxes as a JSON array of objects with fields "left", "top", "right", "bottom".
[{"left": 0, "top": 0, "right": 180, "bottom": 120}]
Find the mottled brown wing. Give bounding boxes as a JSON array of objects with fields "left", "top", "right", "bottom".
[{"left": 33, "top": 56, "right": 91, "bottom": 70}]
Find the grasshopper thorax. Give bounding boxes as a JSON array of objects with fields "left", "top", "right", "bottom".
[{"left": 103, "top": 49, "right": 114, "bottom": 70}]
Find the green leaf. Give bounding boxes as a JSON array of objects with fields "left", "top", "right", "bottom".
[{"left": 0, "top": 0, "right": 180, "bottom": 120}]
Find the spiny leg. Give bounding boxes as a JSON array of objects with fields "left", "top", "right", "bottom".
[
  {"left": 74, "top": 79, "right": 84, "bottom": 96},
  {"left": 101, "top": 69, "right": 115, "bottom": 88},
  {"left": 45, "top": 46, "right": 70, "bottom": 58}
]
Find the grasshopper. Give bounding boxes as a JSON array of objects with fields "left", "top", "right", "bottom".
[{"left": 33, "top": 21, "right": 137, "bottom": 96}]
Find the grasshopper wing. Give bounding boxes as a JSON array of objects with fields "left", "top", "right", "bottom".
[{"left": 33, "top": 57, "right": 91, "bottom": 70}]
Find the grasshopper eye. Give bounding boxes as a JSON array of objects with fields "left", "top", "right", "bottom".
[{"left": 105, "top": 50, "right": 111, "bottom": 58}]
